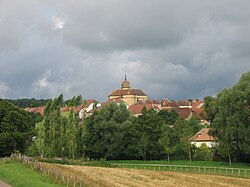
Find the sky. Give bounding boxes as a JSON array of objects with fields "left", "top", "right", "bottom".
[{"left": 0, "top": 0, "right": 250, "bottom": 102}]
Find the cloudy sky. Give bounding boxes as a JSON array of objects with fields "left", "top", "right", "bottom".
[{"left": 0, "top": 0, "right": 249, "bottom": 101}]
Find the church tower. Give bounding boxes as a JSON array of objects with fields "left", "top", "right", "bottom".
[
  {"left": 121, "top": 75, "right": 130, "bottom": 90},
  {"left": 108, "top": 75, "right": 148, "bottom": 106}
]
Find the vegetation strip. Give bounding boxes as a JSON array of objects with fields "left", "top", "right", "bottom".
[
  {"left": 5, "top": 156, "right": 100, "bottom": 187},
  {"left": 110, "top": 163, "right": 250, "bottom": 178},
  {"left": 0, "top": 160, "right": 64, "bottom": 187}
]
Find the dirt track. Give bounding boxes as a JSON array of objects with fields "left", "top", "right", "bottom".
[{"left": 0, "top": 179, "right": 11, "bottom": 187}]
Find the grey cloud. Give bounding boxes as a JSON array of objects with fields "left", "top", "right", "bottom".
[{"left": 0, "top": 0, "right": 250, "bottom": 101}]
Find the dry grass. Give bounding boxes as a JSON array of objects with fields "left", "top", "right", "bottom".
[{"left": 39, "top": 162, "right": 250, "bottom": 187}]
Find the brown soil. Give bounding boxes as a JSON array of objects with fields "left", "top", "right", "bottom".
[{"left": 0, "top": 179, "right": 11, "bottom": 187}]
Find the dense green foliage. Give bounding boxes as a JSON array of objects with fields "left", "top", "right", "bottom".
[
  {"left": 84, "top": 102, "right": 133, "bottom": 160},
  {"left": 0, "top": 100, "right": 34, "bottom": 157},
  {"left": 4, "top": 98, "right": 49, "bottom": 108},
  {"left": 31, "top": 94, "right": 85, "bottom": 159},
  {"left": 204, "top": 71, "right": 250, "bottom": 164},
  {"left": 0, "top": 160, "right": 63, "bottom": 187}
]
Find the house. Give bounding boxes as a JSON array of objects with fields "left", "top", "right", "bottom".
[
  {"left": 191, "top": 100, "right": 204, "bottom": 109},
  {"left": 25, "top": 107, "right": 45, "bottom": 116},
  {"left": 108, "top": 75, "right": 148, "bottom": 106},
  {"left": 129, "top": 103, "right": 160, "bottom": 117},
  {"left": 190, "top": 128, "right": 217, "bottom": 148},
  {"left": 107, "top": 98, "right": 129, "bottom": 109},
  {"left": 161, "top": 98, "right": 178, "bottom": 110},
  {"left": 175, "top": 108, "right": 193, "bottom": 120},
  {"left": 176, "top": 100, "right": 192, "bottom": 108},
  {"left": 79, "top": 99, "right": 102, "bottom": 118}
]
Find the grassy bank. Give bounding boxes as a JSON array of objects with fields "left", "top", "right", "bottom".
[{"left": 0, "top": 160, "right": 64, "bottom": 187}]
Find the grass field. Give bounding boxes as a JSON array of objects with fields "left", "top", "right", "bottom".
[
  {"left": 0, "top": 160, "right": 64, "bottom": 187},
  {"left": 106, "top": 160, "right": 250, "bottom": 178},
  {"left": 106, "top": 160, "right": 250, "bottom": 168}
]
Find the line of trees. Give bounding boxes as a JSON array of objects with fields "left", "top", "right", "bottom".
[
  {"left": 28, "top": 94, "right": 202, "bottom": 161},
  {"left": 29, "top": 95, "right": 85, "bottom": 159},
  {"left": 4, "top": 98, "right": 49, "bottom": 108}
]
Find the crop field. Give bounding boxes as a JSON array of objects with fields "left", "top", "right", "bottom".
[{"left": 38, "top": 162, "right": 250, "bottom": 187}]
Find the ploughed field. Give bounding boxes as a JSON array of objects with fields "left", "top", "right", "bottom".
[{"left": 42, "top": 162, "right": 250, "bottom": 187}]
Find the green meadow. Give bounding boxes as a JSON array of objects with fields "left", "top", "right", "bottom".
[{"left": 0, "top": 160, "right": 64, "bottom": 187}]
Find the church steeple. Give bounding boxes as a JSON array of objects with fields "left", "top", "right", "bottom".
[{"left": 121, "top": 74, "right": 130, "bottom": 89}]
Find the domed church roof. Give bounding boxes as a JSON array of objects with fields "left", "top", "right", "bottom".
[{"left": 121, "top": 75, "right": 130, "bottom": 89}]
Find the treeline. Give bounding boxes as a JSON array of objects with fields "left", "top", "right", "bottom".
[
  {"left": 3, "top": 97, "right": 82, "bottom": 108},
  {"left": 29, "top": 94, "right": 204, "bottom": 161},
  {"left": 4, "top": 98, "right": 49, "bottom": 108}
]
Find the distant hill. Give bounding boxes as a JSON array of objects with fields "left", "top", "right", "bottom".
[{"left": 3, "top": 98, "right": 49, "bottom": 108}]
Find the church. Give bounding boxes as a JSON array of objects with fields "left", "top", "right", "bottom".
[{"left": 108, "top": 76, "right": 148, "bottom": 106}]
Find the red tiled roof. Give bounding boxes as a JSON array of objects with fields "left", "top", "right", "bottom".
[
  {"left": 168, "top": 101, "right": 178, "bottom": 108},
  {"left": 161, "top": 101, "right": 171, "bottom": 107},
  {"left": 85, "top": 99, "right": 95, "bottom": 106},
  {"left": 25, "top": 107, "right": 45, "bottom": 116},
  {"left": 176, "top": 100, "right": 191, "bottom": 107},
  {"left": 193, "top": 108, "right": 205, "bottom": 120},
  {"left": 191, "top": 100, "right": 204, "bottom": 109},
  {"left": 175, "top": 108, "right": 192, "bottom": 119},
  {"left": 61, "top": 106, "right": 80, "bottom": 113},
  {"left": 109, "top": 89, "right": 147, "bottom": 96},
  {"left": 129, "top": 104, "right": 157, "bottom": 114},
  {"left": 77, "top": 99, "right": 96, "bottom": 109},
  {"left": 161, "top": 99, "right": 178, "bottom": 108},
  {"left": 190, "top": 128, "right": 216, "bottom": 141}
]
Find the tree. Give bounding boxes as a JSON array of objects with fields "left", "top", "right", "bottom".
[
  {"left": 195, "top": 144, "right": 212, "bottom": 161},
  {"left": 84, "top": 102, "right": 132, "bottom": 160},
  {"left": 206, "top": 71, "right": 250, "bottom": 164},
  {"left": 157, "top": 109, "right": 179, "bottom": 125},
  {"left": 0, "top": 99, "right": 34, "bottom": 157},
  {"left": 158, "top": 125, "right": 173, "bottom": 163},
  {"left": 30, "top": 94, "right": 85, "bottom": 158},
  {"left": 170, "top": 118, "right": 201, "bottom": 161},
  {"left": 135, "top": 107, "right": 165, "bottom": 161},
  {"left": 203, "top": 96, "right": 218, "bottom": 124}
]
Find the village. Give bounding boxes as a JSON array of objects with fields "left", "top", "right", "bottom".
[{"left": 25, "top": 76, "right": 215, "bottom": 149}]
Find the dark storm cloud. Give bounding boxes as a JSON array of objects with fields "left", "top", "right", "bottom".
[{"left": 0, "top": 0, "right": 249, "bottom": 101}]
